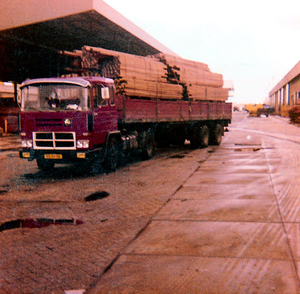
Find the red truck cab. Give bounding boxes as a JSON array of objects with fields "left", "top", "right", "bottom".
[{"left": 19, "top": 77, "right": 119, "bottom": 171}]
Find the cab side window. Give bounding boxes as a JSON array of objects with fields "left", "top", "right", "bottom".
[{"left": 94, "top": 85, "right": 107, "bottom": 108}]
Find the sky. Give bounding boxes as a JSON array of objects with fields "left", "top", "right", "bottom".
[{"left": 103, "top": 0, "right": 300, "bottom": 105}]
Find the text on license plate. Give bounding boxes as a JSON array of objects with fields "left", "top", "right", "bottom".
[{"left": 44, "top": 154, "right": 63, "bottom": 159}]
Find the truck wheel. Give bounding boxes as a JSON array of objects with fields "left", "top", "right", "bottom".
[
  {"left": 142, "top": 129, "right": 155, "bottom": 159},
  {"left": 210, "top": 124, "right": 223, "bottom": 145},
  {"left": 37, "top": 159, "right": 55, "bottom": 171},
  {"left": 105, "top": 139, "right": 118, "bottom": 172},
  {"left": 90, "top": 159, "right": 103, "bottom": 174}
]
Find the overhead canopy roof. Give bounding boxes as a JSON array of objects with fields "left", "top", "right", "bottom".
[
  {"left": 0, "top": 0, "right": 178, "bottom": 83},
  {"left": 269, "top": 60, "right": 300, "bottom": 96}
]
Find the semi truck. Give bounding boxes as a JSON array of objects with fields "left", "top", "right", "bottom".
[{"left": 18, "top": 76, "right": 231, "bottom": 172}]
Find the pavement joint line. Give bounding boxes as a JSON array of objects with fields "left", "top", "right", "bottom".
[
  {"left": 87, "top": 251, "right": 123, "bottom": 291},
  {"left": 120, "top": 252, "right": 293, "bottom": 261},
  {"left": 150, "top": 219, "right": 283, "bottom": 224}
]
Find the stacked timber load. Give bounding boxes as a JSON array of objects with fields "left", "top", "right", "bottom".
[
  {"left": 81, "top": 46, "right": 183, "bottom": 99},
  {"left": 61, "top": 46, "right": 228, "bottom": 102},
  {"left": 150, "top": 53, "right": 227, "bottom": 102}
]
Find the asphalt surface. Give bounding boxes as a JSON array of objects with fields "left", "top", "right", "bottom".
[{"left": 2, "top": 113, "right": 300, "bottom": 293}]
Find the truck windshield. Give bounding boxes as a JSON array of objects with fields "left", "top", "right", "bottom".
[{"left": 21, "top": 83, "right": 90, "bottom": 112}]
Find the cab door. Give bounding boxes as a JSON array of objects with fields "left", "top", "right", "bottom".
[{"left": 91, "top": 84, "right": 118, "bottom": 147}]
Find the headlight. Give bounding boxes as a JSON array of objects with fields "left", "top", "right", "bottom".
[
  {"left": 77, "top": 140, "right": 89, "bottom": 148},
  {"left": 64, "top": 118, "right": 72, "bottom": 126},
  {"left": 21, "top": 139, "right": 33, "bottom": 148}
]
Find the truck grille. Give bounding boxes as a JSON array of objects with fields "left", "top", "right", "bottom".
[{"left": 33, "top": 132, "right": 76, "bottom": 150}]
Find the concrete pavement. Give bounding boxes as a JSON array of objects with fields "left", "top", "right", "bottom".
[{"left": 87, "top": 121, "right": 300, "bottom": 293}]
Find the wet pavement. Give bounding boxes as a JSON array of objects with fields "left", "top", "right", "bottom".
[
  {"left": 88, "top": 115, "right": 300, "bottom": 294},
  {"left": 2, "top": 113, "right": 300, "bottom": 293}
]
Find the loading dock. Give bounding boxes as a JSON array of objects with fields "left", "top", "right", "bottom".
[{"left": 0, "top": 0, "right": 178, "bottom": 132}]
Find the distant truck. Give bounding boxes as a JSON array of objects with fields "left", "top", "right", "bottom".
[
  {"left": 246, "top": 104, "right": 274, "bottom": 117},
  {"left": 256, "top": 105, "right": 275, "bottom": 117},
  {"left": 18, "top": 76, "right": 232, "bottom": 172}
]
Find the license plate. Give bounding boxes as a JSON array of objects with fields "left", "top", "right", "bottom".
[{"left": 44, "top": 154, "right": 62, "bottom": 159}]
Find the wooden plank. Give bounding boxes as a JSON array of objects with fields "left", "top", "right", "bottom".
[
  {"left": 206, "top": 87, "right": 228, "bottom": 101},
  {"left": 152, "top": 53, "right": 210, "bottom": 71},
  {"left": 124, "top": 79, "right": 183, "bottom": 99},
  {"left": 186, "top": 85, "right": 206, "bottom": 100}
]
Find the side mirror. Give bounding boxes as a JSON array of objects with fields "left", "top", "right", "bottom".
[
  {"left": 17, "top": 94, "right": 21, "bottom": 104},
  {"left": 101, "top": 87, "right": 110, "bottom": 99}
]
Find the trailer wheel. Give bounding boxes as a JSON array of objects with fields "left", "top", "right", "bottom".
[
  {"left": 200, "top": 125, "right": 209, "bottom": 147},
  {"left": 104, "top": 139, "right": 118, "bottom": 172},
  {"left": 191, "top": 125, "right": 209, "bottom": 148},
  {"left": 37, "top": 159, "right": 55, "bottom": 172},
  {"left": 156, "top": 131, "right": 170, "bottom": 148},
  {"left": 142, "top": 129, "right": 155, "bottom": 159},
  {"left": 210, "top": 124, "right": 223, "bottom": 145},
  {"left": 170, "top": 133, "right": 186, "bottom": 146}
]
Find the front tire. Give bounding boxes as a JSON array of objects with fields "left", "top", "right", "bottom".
[{"left": 104, "top": 139, "right": 119, "bottom": 172}]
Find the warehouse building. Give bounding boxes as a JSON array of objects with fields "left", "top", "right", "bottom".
[{"left": 269, "top": 60, "right": 300, "bottom": 116}]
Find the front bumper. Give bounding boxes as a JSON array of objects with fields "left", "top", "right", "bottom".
[{"left": 19, "top": 148, "right": 104, "bottom": 163}]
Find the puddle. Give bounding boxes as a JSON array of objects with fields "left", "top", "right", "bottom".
[
  {"left": 234, "top": 143, "right": 261, "bottom": 152},
  {"left": 235, "top": 143, "right": 261, "bottom": 146},
  {"left": 0, "top": 218, "right": 83, "bottom": 232},
  {"left": 6, "top": 153, "right": 18, "bottom": 158},
  {"left": 170, "top": 154, "right": 185, "bottom": 159},
  {"left": 234, "top": 148, "right": 261, "bottom": 152},
  {"left": 64, "top": 290, "right": 86, "bottom": 294},
  {"left": 84, "top": 191, "right": 110, "bottom": 202}
]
